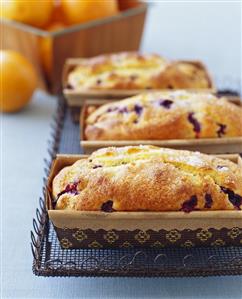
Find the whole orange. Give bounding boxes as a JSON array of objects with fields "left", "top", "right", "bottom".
[
  {"left": 60, "top": 0, "right": 119, "bottom": 25},
  {"left": 1, "top": 0, "right": 54, "bottom": 28},
  {"left": 0, "top": 50, "right": 37, "bottom": 113}
]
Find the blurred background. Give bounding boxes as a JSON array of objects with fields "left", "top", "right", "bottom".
[
  {"left": 1, "top": 0, "right": 241, "bottom": 100},
  {"left": 143, "top": 1, "right": 241, "bottom": 84}
]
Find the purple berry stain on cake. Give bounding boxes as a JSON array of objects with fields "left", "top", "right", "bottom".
[
  {"left": 181, "top": 195, "right": 198, "bottom": 213},
  {"left": 65, "top": 182, "right": 78, "bottom": 194},
  {"left": 220, "top": 186, "right": 242, "bottom": 210},
  {"left": 107, "top": 106, "right": 128, "bottom": 113},
  {"left": 57, "top": 182, "right": 79, "bottom": 198},
  {"left": 118, "top": 107, "right": 129, "bottom": 113},
  {"left": 217, "top": 165, "right": 228, "bottom": 171},
  {"left": 107, "top": 107, "right": 118, "bottom": 113},
  {"left": 159, "top": 99, "right": 173, "bottom": 109},
  {"left": 188, "top": 112, "right": 201, "bottom": 138},
  {"left": 134, "top": 104, "right": 143, "bottom": 116},
  {"left": 216, "top": 123, "right": 226, "bottom": 137},
  {"left": 101, "top": 200, "right": 115, "bottom": 212},
  {"left": 204, "top": 193, "right": 213, "bottom": 209},
  {"left": 93, "top": 165, "right": 102, "bottom": 169}
]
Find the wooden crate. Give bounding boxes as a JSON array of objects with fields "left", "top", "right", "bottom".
[{"left": 0, "top": 2, "right": 147, "bottom": 93}]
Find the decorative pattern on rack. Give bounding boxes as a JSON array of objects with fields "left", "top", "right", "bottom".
[{"left": 31, "top": 93, "right": 242, "bottom": 277}]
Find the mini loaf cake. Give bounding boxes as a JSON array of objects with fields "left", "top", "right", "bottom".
[
  {"left": 67, "top": 52, "right": 212, "bottom": 90},
  {"left": 52, "top": 146, "right": 242, "bottom": 212},
  {"left": 85, "top": 91, "right": 242, "bottom": 140}
]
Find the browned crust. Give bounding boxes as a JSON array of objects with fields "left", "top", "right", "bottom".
[{"left": 154, "top": 60, "right": 214, "bottom": 89}]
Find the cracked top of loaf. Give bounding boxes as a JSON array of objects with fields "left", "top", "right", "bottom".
[
  {"left": 67, "top": 52, "right": 212, "bottom": 90},
  {"left": 52, "top": 146, "right": 242, "bottom": 212},
  {"left": 84, "top": 90, "right": 242, "bottom": 140}
]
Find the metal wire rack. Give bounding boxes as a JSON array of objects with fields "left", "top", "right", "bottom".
[{"left": 31, "top": 91, "right": 242, "bottom": 277}]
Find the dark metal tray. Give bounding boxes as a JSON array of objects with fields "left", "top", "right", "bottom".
[{"left": 31, "top": 92, "right": 242, "bottom": 277}]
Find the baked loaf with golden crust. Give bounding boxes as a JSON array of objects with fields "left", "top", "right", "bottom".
[
  {"left": 85, "top": 91, "right": 242, "bottom": 140},
  {"left": 67, "top": 52, "right": 213, "bottom": 90},
  {"left": 52, "top": 146, "right": 242, "bottom": 212}
]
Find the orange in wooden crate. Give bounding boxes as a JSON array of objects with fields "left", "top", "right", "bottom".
[
  {"left": 1, "top": 0, "right": 54, "bottom": 28},
  {"left": 60, "top": 0, "right": 119, "bottom": 25}
]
